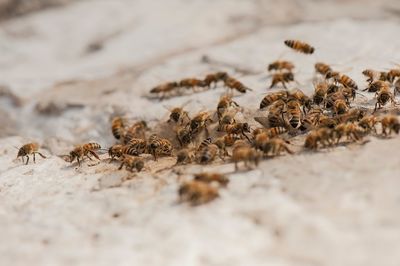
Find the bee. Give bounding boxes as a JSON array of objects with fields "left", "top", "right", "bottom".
[
  {"left": 387, "top": 69, "right": 400, "bottom": 83},
  {"left": 194, "top": 172, "right": 229, "bottom": 187},
  {"left": 150, "top": 81, "right": 179, "bottom": 99},
  {"left": 16, "top": 143, "right": 46, "bottom": 164},
  {"left": 333, "top": 99, "right": 348, "bottom": 115},
  {"left": 264, "top": 126, "right": 288, "bottom": 138},
  {"left": 304, "top": 128, "right": 334, "bottom": 150},
  {"left": 268, "top": 60, "right": 295, "bottom": 72},
  {"left": 334, "top": 123, "right": 365, "bottom": 143},
  {"left": 290, "top": 89, "right": 312, "bottom": 112},
  {"left": 147, "top": 134, "right": 173, "bottom": 160},
  {"left": 231, "top": 145, "right": 260, "bottom": 170},
  {"left": 224, "top": 77, "right": 252, "bottom": 93},
  {"left": 175, "top": 149, "right": 195, "bottom": 165},
  {"left": 124, "top": 121, "right": 147, "bottom": 144},
  {"left": 315, "top": 62, "right": 333, "bottom": 76},
  {"left": 284, "top": 98, "right": 303, "bottom": 129},
  {"left": 218, "top": 112, "right": 236, "bottom": 130},
  {"left": 168, "top": 107, "right": 190, "bottom": 125},
  {"left": 221, "top": 122, "right": 251, "bottom": 141},
  {"left": 325, "top": 91, "right": 346, "bottom": 109},
  {"left": 179, "top": 78, "right": 207, "bottom": 90},
  {"left": 329, "top": 72, "right": 358, "bottom": 91},
  {"left": 381, "top": 115, "right": 400, "bottom": 135},
  {"left": 118, "top": 156, "right": 144, "bottom": 172},
  {"left": 203, "top": 72, "right": 228, "bottom": 88},
  {"left": 213, "top": 134, "right": 239, "bottom": 157},
  {"left": 176, "top": 126, "right": 193, "bottom": 147},
  {"left": 108, "top": 144, "right": 124, "bottom": 161},
  {"left": 69, "top": 142, "right": 101, "bottom": 166},
  {"left": 395, "top": 78, "right": 400, "bottom": 96},
  {"left": 196, "top": 143, "right": 219, "bottom": 164},
  {"left": 269, "top": 72, "right": 294, "bottom": 89},
  {"left": 261, "top": 138, "right": 293, "bottom": 157},
  {"left": 313, "top": 82, "right": 328, "bottom": 105},
  {"left": 358, "top": 115, "right": 378, "bottom": 134},
  {"left": 260, "top": 90, "right": 288, "bottom": 109},
  {"left": 327, "top": 84, "right": 340, "bottom": 95},
  {"left": 190, "top": 111, "right": 213, "bottom": 136},
  {"left": 267, "top": 99, "right": 287, "bottom": 128},
  {"left": 374, "top": 86, "right": 395, "bottom": 112},
  {"left": 217, "top": 95, "right": 239, "bottom": 120},
  {"left": 362, "top": 69, "right": 388, "bottom": 84},
  {"left": 178, "top": 181, "right": 219, "bottom": 206},
  {"left": 125, "top": 138, "right": 148, "bottom": 155},
  {"left": 111, "top": 117, "right": 125, "bottom": 141},
  {"left": 363, "top": 80, "right": 389, "bottom": 93},
  {"left": 284, "top": 40, "right": 315, "bottom": 54},
  {"left": 335, "top": 108, "right": 365, "bottom": 124},
  {"left": 253, "top": 132, "right": 270, "bottom": 150}
]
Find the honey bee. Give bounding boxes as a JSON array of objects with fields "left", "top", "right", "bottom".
[
  {"left": 374, "top": 85, "right": 395, "bottom": 112},
  {"left": 395, "top": 78, "right": 400, "bottom": 96},
  {"left": 387, "top": 69, "right": 400, "bottom": 83},
  {"left": 335, "top": 108, "right": 365, "bottom": 124},
  {"left": 363, "top": 80, "right": 389, "bottom": 93},
  {"left": 194, "top": 172, "right": 229, "bottom": 187},
  {"left": 333, "top": 99, "right": 348, "bottom": 115},
  {"left": 284, "top": 40, "right": 315, "bottom": 54},
  {"left": 178, "top": 180, "right": 219, "bottom": 206},
  {"left": 213, "top": 134, "right": 239, "bottom": 157},
  {"left": 217, "top": 95, "right": 239, "bottom": 120},
  {"left": 264, "top": 126, "right": 288, "bottom": 138},
  {"left": 108, "top": 144, "right": 124, "bottom": 161},
  {"left": 327, "top": 84, "right": 340, "bottom": 95},
  {"left": 179, "top": 78, "right": 207, "bottom": 90},
  {"left": 284, "top": 98, "right": 303, "bottom": 129},
  {"left": 168, "top": 107, "right": 190, "bottom": 125},
  {"left": 334, "top": 123, "right": 365, "bottom": 143},
  {"left": 196, "top": 143, "right": 219, "bottom": 164},
  {"left": 362, "top": 69, "right": 388, "bottom": 84},
  {"left": 197, "top": 137, "right": 213, "bottom": 151},
  {"left": 266, "top": 99, "right": 287, "bottom": 128},
  {"left": 380, "top": 115, "right": 400, "bottom": 135},
  {"left": 69, "top": 142, "right": 101, "bottom": 166},
  {"left": 147, "top": 134, "right": 173, "bottom": 160},
  {"left": 329, "top": 72, "right": 358, "bottom": 91},
  {"left": 224, "top": 77, "right": 252, "bottom": 93},
  {"left": 118, "top": 156, "right": 144, "bottom": 172},
  {"left": 16, "top": 143, "right": 46, "bottom": 164},
  {"left": 259, "top": 90, "right": 288, "bottom": 109},
  {"left": 231, "top": 145, "right": 260, "bottom": 170},
  {"left": 176, "top": 126, "right": 193, "bottom": 147},
  {"left": 253, "top": 132, "right": 270, "bottom": 150},
  {"left": 221, "top": 122, "right": 251, "bottom": 141},
  {"left": 261, "top": 138, "right": 293, "bottom": 157},
  {"left": 150, "top": 81, "right": 179, "bottom": 99},
  {"left": 315, "top": 62, "right": 333, "bottom": 76},
  {"left": 190, "top": 111, "right": 213, "bottom": 136},
  {"left": 203, "top": 72, "right": 228, "bottom": 88},
  {"left": 325, "top": 90, "right": 346, "bottom": 109},
  {"left": 313, "top": 82, "right": 328, "bottom": 105},
  {"left": 269, "top": 72, "right": 294, "bottom": 89},
  {"left": 290, "top": 89, "right": 312, "bottom": 112},
  {"left": 175, "top": 149, "right": 195, "bottom": 165},
  {"left": 358, "top": 115, "right": 378, "bottom": 134},
  {"left": 125, "top": 138, "right": 148, "bottom": 155},
  {"left": 124, "top": 121, "right": 147, "bottom": 144},
  {"left": 218, "top": 112, "right": 236, "bottom": 130},
  {"left": 268, "top": 60, "right": 295, "bottom": 72},
  {"left": 111, "top": 116, "right": 125, "bottom": 141},
  {"left": 304, "top": 128, "right": 334, "bottom": 150}
]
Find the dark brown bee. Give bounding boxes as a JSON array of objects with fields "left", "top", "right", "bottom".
[
  {"left": 175, "top": 149, "right": 194, "bottom": 165},
  {"left": 260, "top": 90, "right": 288, "bottom": 109},
  {"left": 313, "top": 82, "right": 328, "bottom": 105},
  {"left": 196, "top": 143, "right": 219, "bottom": 164},
  {"left": 232, "top": 145, "right": 260, "bottom": 170},
  {"left": 224, "top": 77, "right": 252, "bottom": 93},
  {"left": 315, "top": 62, "right": 333, "bottom": 76},
  {"left": 374, "top": 86, "right": 395, "bottom": 112},
  {"left": 178, "top": 181, "right": 219, "bottom": 206},
  {"left": 284, "top": 40, "right": 315, "bottom": 54},
  {"left": 203, "top": 72, "right": 228, "bottom": 88},
  {"left": 124, "top": 121, "right": 147, "bottom": 144},
  {"left": 111, "top": 117, "right": 125, "bottom": 141},
  {"left": 363, "top": 80, "right": 388, "bottom": 93},
  {"left": 261, "top": 138, "right": 293, "bottom": 157},
  {"left": 268, "top": 60, "right": 295, "bottom": 72},
  {"left": 327, "top": 84, "right": 340, "bottom": 95},
  {"left": 194, "top": 172, "right": 229, "bottom": 187},
  {"left": 176, "top": 126, "right": 193, "bottom": 147},
  {"left": 118, "top": 156, "right": 144, "bottom": 172},
  {"left": 147, "top": 134, "right": 173, "bottom": 160},
  {"left": 69, "top": 142, "right": 101, "bottom": 166},
  {"left": 217, "top": 95, "right": 239, "bottom": 120},
  {"left": 381, "top": 115, "right": 400, "bottom": 135},
  {"left": 387, "top": 69, "right": 400, "bottom": 83},
  {"left": 168, "top": 107, "right": 190, "bottom": 125},
  {"left": 179, "top": 78, "right": 207, "bottom": 90},
  {"left": 17, "top": 143, "right": 46, "bottom": 164},
  {"left": 150, "top": 81, "right": 179, "bottom": 99},
  {"left": 221, "top": 122, "right": 251, "bottom": 141},
  {"left": 269, "top": 72, "right": 294, "bottom": 89},
  {"left": 190, "top": 111, "right": 213, "bottom": 136}
]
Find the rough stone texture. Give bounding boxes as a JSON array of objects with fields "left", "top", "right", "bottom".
[{"left": 1, "top": 1, "right": 400, "bottom": 266}]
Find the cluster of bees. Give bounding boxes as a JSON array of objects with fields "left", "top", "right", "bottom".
[{"left": 15, "top": 40, "right": 400, "bottom": 206}]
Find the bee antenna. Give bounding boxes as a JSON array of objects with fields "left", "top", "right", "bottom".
[{"left": 12, "top": 146, "right": 19, "bottom": 150}]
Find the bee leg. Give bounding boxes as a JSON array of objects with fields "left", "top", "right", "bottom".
[
  {"left": 25, "top": 155, "right": 29, "bottom": 165},
  {"left": 282, "top": 82, "right": 288, "bottom": 90},
  {"left": 118, "top": 162, "right": 124, "bottom": 170},
  {"left": 77, "top": 158, "right": 81, "bottom": 166},
  {"left": 21, "top": 156, "right": 24, "bottom": 164},
  {"left": 33, "top": 153, "right": 36, "bottom": 163},
  {"left": 36, "top": 152, "right": 46, "bottom": 158},
  {"left": 86, "top": 154, "right": 93, "bottom": 161},
  {"left": 234, "top": 161, "right": 238, "bottom": 171},
  {"left": 89, "top": 150, "right": 100, "bottom": 160}
]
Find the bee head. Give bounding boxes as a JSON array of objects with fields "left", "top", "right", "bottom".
[{"left": 135, "top": 160, "right": 145, "bottom": 172}]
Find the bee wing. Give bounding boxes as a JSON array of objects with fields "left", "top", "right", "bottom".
[{"left": 254, "top": 116, "right": 270, "bottom": 128}]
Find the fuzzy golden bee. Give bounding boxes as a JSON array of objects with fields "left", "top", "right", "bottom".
[
  {"left": 269, "top": 72, "right": 294, "bottom": 89},
  {"left": 284, "top": 98, "right": 303, "bottom": 129},
  {"left": 108, "top": 144, "right": 124, "bottom": 161},
  {"left": 284, "top": 40, "right": 315, "bottom": 54},
  {"left": 259, "top": 90, "right": 288, "bottom": 109},
  {"left": 194, "top": 172, "right": 229, "bottom": 187},
  {"left": 196, "top": 143, "right": 219, "bottom": 164},
  {"left": 313, "top": 82, "right": 328, "bottom": 105},
  {"left": 333, "top": 99, "right": 348, "bottom": 115},
  {"left": 178, "top": 180, "right": 219, "bottom": 206},
  {"left": 362, "top": 69, "right": 388, "bottom": 84},
  {"left": 315, "top": 62, "right": 333, "bottom": 76},
  {"left": 374, "top": 85, "right": 395, "bottom": 112},
  {"left": 111, "top": 116, "right": 125, "bottom": 141},
  {"left": 118, "top": 156, "right": 145, "bottom": 172},
  {"left": 358, "top": 115, "right": 378, "bottom": 134},
  {"left": 363, "top": 80, "right": 389, "bottom": 93},
  {"left": 217, "top": 95, "right": 239, "bottom": 120},
  {"left": 69, "top": 142, "right": 101, "bottom": 166},
  {"left": 261, "top": 138, "right": 293, "bottom": 157},
  {"left": 190, "top": 111, "right": 213, "bottom": 136},
  {"left": 231, "top": 145, "right": 260, "bottom": 170},
  {"left": 16, "top": 142, "right": 46, "bottom": 164},
  {"left": 387, "top": 69, "right": 400, "bottom": 83},
  {"left": 203, "top": 72, "right": 228, "bottom": 88},
  {"left": 213, "top": 134, "right": 240, "bottom": 157},
  {"left": 334, "top": 122, "right": 366, "bottom": 143},
  {"left": 221, "top": 122, "right": 251, "bottom": 141},
  {"left": 304, "top": 128, "right": 334, "bottom": 150},
  {"left": 268, "top": 60, "right": 295, "bottom": 72},
  {"left": 224, "top": 77, "right": 252, "bottom": 93},
  {"left": 380, "top": 115, "right": 400, "bottom": 136},
  {"left": 168, "top": 107, "right": 190, "bottom": 125},
  {"left": 147, "top": 134, "right": 173, "bottom": 160}
]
